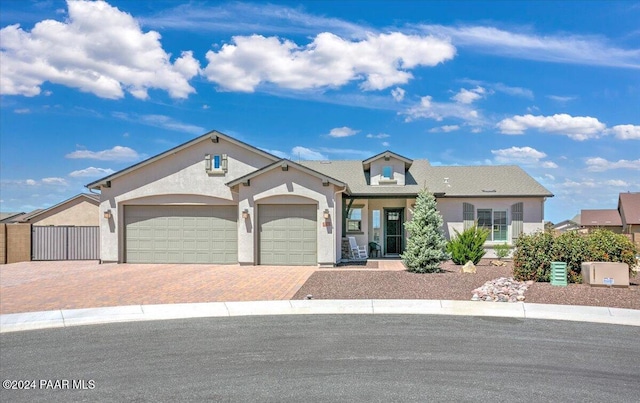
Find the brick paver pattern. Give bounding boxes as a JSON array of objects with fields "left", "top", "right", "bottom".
[{"left": 0, "top": 261, "right": 317, "bottom": 314}]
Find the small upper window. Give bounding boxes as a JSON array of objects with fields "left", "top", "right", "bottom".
[
  {"left": 382, "top": 166, "right": 393, "bottom": 179},
  {"left": 205, "top": 153, "right": 228, "bottom": 174}
]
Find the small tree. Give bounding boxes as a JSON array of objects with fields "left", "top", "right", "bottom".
[
  {"left": 446, "top": 225, "right": 490, "bottom": 265},
  {"left": 401, "top": 188, "right": 449, "bottom": 273}
]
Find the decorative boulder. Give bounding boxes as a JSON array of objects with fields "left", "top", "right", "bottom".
[{"left": 462, "top": 261, "right": 477, "bottom": 274}]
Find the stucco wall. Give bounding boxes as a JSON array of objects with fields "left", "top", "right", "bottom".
[
  {"left": 236, "top": 166, "right": 340, "bottom": 265},
  {"left": 99, "top": 137, "right": 275, "bottom": 262},
  {"left": 31, "top": 199, "right": 99, "bottom": 226},
  {"left": 438, "top": 197, "right": 545, "bottom": 242},
  {"left": 369, "top": 156, "right": 406, "bottom": 186}
]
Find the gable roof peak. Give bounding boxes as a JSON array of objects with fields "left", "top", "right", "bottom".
[{"left": 362, "top": 150, "right": 414, "bottom": 169}]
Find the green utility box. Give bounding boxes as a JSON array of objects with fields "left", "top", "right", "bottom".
[{"left": 550, "top": 262, "right": 568, "bottom": 286}]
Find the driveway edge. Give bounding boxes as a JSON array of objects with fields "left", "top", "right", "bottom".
[{"left": 1, "top": 300, "right": 639, "bottom": 333}]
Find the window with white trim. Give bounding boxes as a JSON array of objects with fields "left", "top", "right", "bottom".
[
  {"left": 477, "top": 208, "right": 508, "bottom": 241},
  {"left": 347, "top": 207, "right": 363, "bottom": 233}
]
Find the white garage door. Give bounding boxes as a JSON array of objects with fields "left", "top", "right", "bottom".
[
  {"left": 125, "top": 205, "right": 237, "bottom": 264},
  {"left": 259, "top": 204, "right": 317, "bottom": 265}
]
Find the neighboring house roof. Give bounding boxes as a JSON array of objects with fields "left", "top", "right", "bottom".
[
  {"left": 0, "top": 194, "right": 99, "bottom": 224},
  {"left": 0, "top": 212, "right": 24, "bottom": 221},
  {"left": 226, "top": 159, "right": 347, "bottom": 188},
  {"left": 552, "top": 219, "right": 580, "bottom": 232},
  {"left": 299, "top": 160, "right": 553, "bottom": 197},
  {"left": 86, "top": 130, "right": 280, "bottom": 189},
  {"left": 618, "top": 192, "right": 640, "bottom": 225},
  {"left": 0, "top": 209, "right": 44, "bottom": 223},
  {"left": 580, "top": 209, "right": 622, "bottom": 226}
]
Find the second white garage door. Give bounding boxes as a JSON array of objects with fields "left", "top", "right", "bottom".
[
  {"left": 258, "top": 204, "right": 317, "bottom": 265},
  {"left": 125, "top": 205, "right": 237, "bottom": 264}
]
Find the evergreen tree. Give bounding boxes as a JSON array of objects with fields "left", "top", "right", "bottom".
[{"left": 401, "top": 188, "right": 449, "bottom": 272}]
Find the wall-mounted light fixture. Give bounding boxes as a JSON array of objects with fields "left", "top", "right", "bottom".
[
  {"left": 242, "top": 209, "right": 250, "bottom": 219},
  {"left": 323, "top": 209, "right": 330, "bottom": 219},
  {"left": 103, "top": 210, "right": 112, "bottom": 219}
]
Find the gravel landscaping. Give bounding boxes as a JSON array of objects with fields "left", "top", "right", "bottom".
[{"left": 293, "top": 260, "right": 640, "bottom": 310}]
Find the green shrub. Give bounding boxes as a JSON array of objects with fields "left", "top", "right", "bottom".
[
  {"left": 494, "top": 243, "right": 511, "bottom": 260},
  {"left": 513, "top": 229, "right": 638, "bottom": 283},
  {"left": 551, "top": 231, "right": 589, "bottom": 283},
  {"left": 586, "top": 229, "right": 637, "bottom": 269},
  {"left": 446, "top": 225, "right": 490, "bottom": 265},
  {"left": 512, "top": 230, "right": 554, "bottom": 282}
]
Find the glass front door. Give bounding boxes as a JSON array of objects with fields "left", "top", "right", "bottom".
[{"left": 384, "top": 209, "right": 404, "bottom": 255}]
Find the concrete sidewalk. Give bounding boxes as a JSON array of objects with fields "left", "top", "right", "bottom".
[{"left": 2, "top": 300, "right": 639, "bottom": 333}]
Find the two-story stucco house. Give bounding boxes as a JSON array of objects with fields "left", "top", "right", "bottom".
[{"left": 87, "top": 130, "right": 553, "bottom": 266}]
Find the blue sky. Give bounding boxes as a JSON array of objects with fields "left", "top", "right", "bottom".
[{"left": 1, "top": 0, "right": 638, "bottom": 223}]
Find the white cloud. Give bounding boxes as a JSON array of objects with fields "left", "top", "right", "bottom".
[
  {"left": 452, "top": 86, "right": 486, "bottom": 104},
  {"left": 366, "top": 133, "right": 390, "bottom": 139},
  {"left": 13, "top": 108, "right": 31, "bottom": 114},
  {"left": 65, "top": 146, "right": 140, "bottom": 162},
  {"left": 391, "top": 87, "right": 405, "bottom": 101},
  {"left": 113, "top": 112, "right": 204, "bottom": 134},
  {"left": 491, "top": 146, "right": 558, "bottom": 168},
  {"left": 25, "top": 179, "right": 37, "bottom": 186},
  {"left": 585, "top": 157, "right": 640, "bottom": 172},
  {"left": 0, "top": 0, "right": 199, "bottom": 99},
  {"left": 404, "top": 95, "right": 483, "bottom": 123},
  {"left": 419, "top": 24, "right": 640, "bottom": 69},
  {"left": 382, "top": 141, "right": 390, "bottom": 147},
  {"left": 547, "top": 95, "right": 577, "bottom": 103},
  {"left": 291, "top": 146, "right": 327, "bottom": 160},
  {"left": 69, "top": 167, "right": 115, "bottom": 178},
  {"left": 496, "top": 114, "right": 606, "bottom": 140},
  {"left": 203, "top": 32, "right": 455, "bottom": 92},
  {"left": 604, "top": 179, "right": 629, "bottom": 187},
  {"left": 429, "top": 125, "right": 460, "bottom": 133},
  {"left": 328, "top": 127, "right": 359, "bottom": 138},
  {"left": 606, "top": 124, "right": 640, "bottom": 140},
  {"left": 41, "top": 177, "right": 68, "bottom": 186}
]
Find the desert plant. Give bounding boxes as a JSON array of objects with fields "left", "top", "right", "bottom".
[
  {"left": 586, "top": 229, "right": 638, "bottom": 271},
  {"left": 512, "top": 230, "right": 554, "bottom": 282},
  {"left": 551, "top": 231, "right": 589, "bottom": 283},
  {"left": 513, "top": 229, "right": 638, "bottom": 283},
  {"left": 401, "top": 188, "right": 449, "bottom": 273},
  {"left": 494, "top": 243, "right": 511, "bottom": 260},
  {"left": 446, "top": 225, "right": 490, "bottom": 265}
]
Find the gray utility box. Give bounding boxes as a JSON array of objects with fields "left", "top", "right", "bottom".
[{"left": 581, "top": 262, "right": 630, "bottom": 288}]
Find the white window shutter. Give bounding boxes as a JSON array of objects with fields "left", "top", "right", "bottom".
[{"left": 511, "top": 202, "right": 523, "bottom": 241}]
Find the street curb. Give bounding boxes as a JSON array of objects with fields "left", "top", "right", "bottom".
[{"left": 1, "top": 300, "right": 639, "bottom": 333}]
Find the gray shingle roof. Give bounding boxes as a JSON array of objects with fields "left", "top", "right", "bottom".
[{"left": 299, "top": 159, "right": 553, "bottom": 197}]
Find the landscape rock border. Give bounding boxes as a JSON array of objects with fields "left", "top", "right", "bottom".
[{"left": 472, "top": 277, "right": 533, "bottom": 302}]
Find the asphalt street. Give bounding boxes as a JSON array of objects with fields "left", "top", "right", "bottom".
[{"left": 1, "top": 315, "right": 638, "bottom": 402}]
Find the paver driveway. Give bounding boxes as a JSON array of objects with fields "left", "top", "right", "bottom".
[{"left": 0, "top": 261, "right": 317, "bottom": 314}]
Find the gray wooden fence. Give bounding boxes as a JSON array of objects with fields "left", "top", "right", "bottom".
[{"left": 32, "top": 226, "right": 99, "bottom": 260}]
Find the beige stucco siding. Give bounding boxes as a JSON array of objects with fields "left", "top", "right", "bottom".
[
  {"left": 99, "top": 137, "right": 274, "bottom": 262},
  {"left": 369, "top": 156, "right": 406, "bottom": 186},
  {"left": 31, "top": 199, "right": 99, "bottom": 226},
  {"left": 437, "top": 197, "right": 545, "bottom": 241},
  {"left": 236, "top": 167, "right": 340, "bottom": 265}
]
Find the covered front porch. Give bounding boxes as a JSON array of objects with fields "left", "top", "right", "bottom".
[{"left": 340, "top": 196, "right": 416, "bottom": 262}]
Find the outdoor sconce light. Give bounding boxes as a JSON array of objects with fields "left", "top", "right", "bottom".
[
  {"left": 323, "top": 209, "right": 330, "bottom": 219},
  {"left": 103, "top": 210, "right": 112, "bottom": 219},
  {"left": 242, "top": 209, "right": 250, "bottom": 219}
]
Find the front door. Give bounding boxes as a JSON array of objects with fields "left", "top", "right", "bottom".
[{"left": 384, "top": 208, "right": 404, "bottom": 255}]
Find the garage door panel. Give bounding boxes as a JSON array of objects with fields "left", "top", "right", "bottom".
[
  {"left": 259, "top": 204, "right": 317, "bottom": 265},
  {"left": 125, "top": 205, "right": 237, "bottom": 264}
]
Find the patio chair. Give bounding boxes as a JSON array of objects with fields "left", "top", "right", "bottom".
[{"left": 348, "top": 236, "right": 368, "bottom": 260}]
